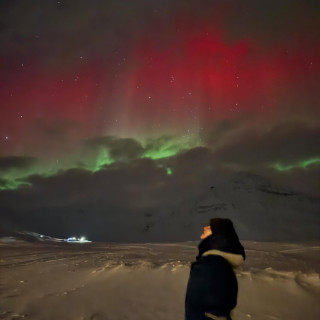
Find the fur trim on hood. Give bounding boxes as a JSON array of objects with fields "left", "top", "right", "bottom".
[{"left": 202, "top": 249, "right": 244, "bottom": 268}]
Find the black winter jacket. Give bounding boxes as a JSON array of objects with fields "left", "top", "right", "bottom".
[{"left": 185, "top": 234, "right": 245, "bottom": 320}]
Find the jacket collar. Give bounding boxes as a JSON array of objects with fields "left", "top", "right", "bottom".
[
  {"left": 202, "top": 249, "right": 244, "bottom": 268},
  {"left": 198, "top": 234, "right": 246, "bottom": 261}
]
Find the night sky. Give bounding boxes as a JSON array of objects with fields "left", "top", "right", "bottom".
[{"left": 0, "top": 1, "right": 319, "bottom": 240}]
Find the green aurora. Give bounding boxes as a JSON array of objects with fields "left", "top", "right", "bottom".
[
  {"left": 272, "top": 158, "right": 320, "bottom": 172},
  {"left": 1, "top": 154, "right": 319, "bottom": 191},
  {"left": 1, "top": 134, "right": 319, "bottom": 190},
  {"left": 0, "top": 136, "right": 196, "bottom": 190}
]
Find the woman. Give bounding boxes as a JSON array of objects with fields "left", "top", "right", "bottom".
[{"left": 185, "top": 218, "right": 245, "bottom": 320}]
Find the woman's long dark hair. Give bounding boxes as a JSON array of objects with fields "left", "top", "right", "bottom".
[
  {"left": 209, "top": 218, "right": 237, "bottom": 236},
  {"left": 198, "top": 218, "right": 245, "bottom": 260}
]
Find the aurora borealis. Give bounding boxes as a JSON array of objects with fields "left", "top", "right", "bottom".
[{"left": 0, "top": 1, "right": 319, "bottom": 240}]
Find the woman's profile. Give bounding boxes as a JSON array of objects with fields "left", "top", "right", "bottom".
[{"left": 185, "top": 218, "right": 245, "bottom": 320}]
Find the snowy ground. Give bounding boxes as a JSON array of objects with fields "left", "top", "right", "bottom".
[{"left": 0, "top": 240, "right": 319, "bottom": 320}]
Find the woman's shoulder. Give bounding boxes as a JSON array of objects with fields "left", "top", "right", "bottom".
[{"left": 193, "top": 253, "right": 231, "bottom": 270}]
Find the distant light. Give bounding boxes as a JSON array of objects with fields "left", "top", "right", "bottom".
[{"left": 66, "top": 236, "right": 91, "bottom": 243}]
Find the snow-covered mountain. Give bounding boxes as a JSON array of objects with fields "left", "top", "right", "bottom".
[
  {"left": 133, "top": 172, "right": 320, "bottom": 242},
  {"left": 0, "top": 171, "right": 319, "bottom": 242},
  {"left": 0, "top": 231, "right": 65, "bottom": 244}
]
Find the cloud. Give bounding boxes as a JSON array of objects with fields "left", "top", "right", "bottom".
[
  {"left": 0, "top": 158, "right": 172, "bottom": 238},
  {"left": 201, "top": 119, "right": 243, "bottom": 148},
  {"left": 212, "top": 121, "right": 320, "bottom": 168},
  {"left": 0, "top": 156, "right": 37, "bottom": 172},
  {"left": 264, "top": 165, "right": 320, "bottom": 197},
  {"left": 84, "top": 136, "right": 144, "bottom": 163}
]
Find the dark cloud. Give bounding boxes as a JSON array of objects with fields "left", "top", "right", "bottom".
[
  {"left": 212, "top": 121, "right": 320, "bottom": 168},
  {"left": 201, "top": 119, "right": 243, "bottom": 147},
  {"left": 264, "top": 165, "right": 320, "bottom": 197},
  {"left": 144, "top": 136, "right": 174, "bottom": 151},
  {"left": 0, "top": 156, "right": 37, "bottom": 172},
  {"left": 168, "top": 146, "right": 213, "bottom": 178},
  {"left": 143, "top": 136, "right": 184, "bottom": 157},
  {"left": 0, "top": 157, "right": 175, "bottom": 239},
  {"left": 84, "top": 136, "right": 144, "bottom": 162}
]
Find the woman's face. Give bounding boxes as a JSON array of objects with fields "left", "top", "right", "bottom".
[{"left": 200, "top": 225, "right": 212, "bottom": 239}]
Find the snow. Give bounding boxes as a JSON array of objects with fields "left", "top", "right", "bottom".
[{"left": 0, "top": 241, "right": 319, "bottom": 320}]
